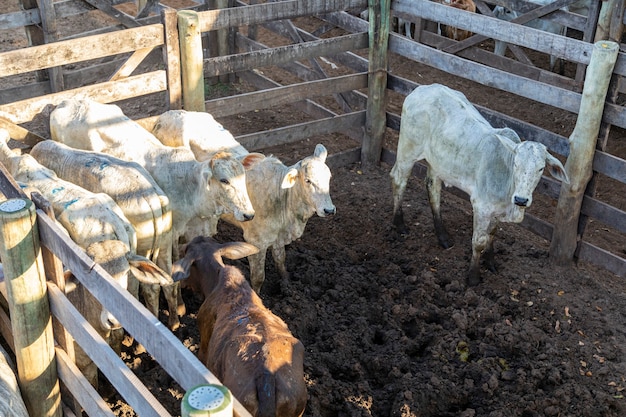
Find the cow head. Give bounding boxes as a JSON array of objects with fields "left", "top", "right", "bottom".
[
  {"left": 281, "top": 144, "right": 336, "bottom": 217},
  {"left": 205, "top": 151, "right": 255, "bottom": 222},
  {"left": 172, "top": 236, "right": 259, "bottom": 296},
  {"left": 66, "top": 239, "right": 174, "bottom": 340},
  {"left": 511, "top": 141, "right": 569, "bottom": 209}
]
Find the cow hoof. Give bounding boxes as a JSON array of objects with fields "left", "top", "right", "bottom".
[
  {"left": 467, "top": 271, "right": 482, "bottom": 287},
  {"left": 392, "top": 224, "right": 410, "bottom": 237},
  {"left": 486, "top": 262, "right": 498, "bottom": 274},
  {"left": 168, "top": 317, "right": 181, "bottom": 332},
  {"left": 438, "top": 236, "right": 454, "bottom": 250}
]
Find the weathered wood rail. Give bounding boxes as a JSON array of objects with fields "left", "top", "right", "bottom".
[{"left": 0, "top": 0, "right": 625, "bottom": 415}]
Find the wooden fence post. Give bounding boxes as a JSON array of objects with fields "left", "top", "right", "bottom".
[
  {"left": 0, "top": 198, "right": 62, "bottom": 417},
  {"left": 549, "top": 41, "right": 619, "bottom": 265},
  {"left": 178, "top": 10, "right": 206, "bottom": 112},
  {"left": 162, "top": 8, "right": 183, "bottom": 110},
  {"left": 362, "top": 0, "right": 390, "bottom": 170}
]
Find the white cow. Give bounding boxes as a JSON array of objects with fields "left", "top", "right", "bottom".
[
  {"left": 222, "top": 146, "right": 336, "bottom": 292},
  {"left": 390, "top": 84, "right": 569, "bottom": 286},
  {"left": 152, "top": 109, "right": 249, "bottom": 160},
  {"left": 151, "top": 110, "right": 336, "bottom": 292},
  {"left": 493, "top": 0, "right": 566, "bottom": 72},
  {"left": 0, "top": 129, "right": 173, "bottom": 387},
  {"left": 49, "top": 98, "right": 259, "bottom": 321},
  {"left": 30, "top": 140, "right": 178, "bottom": 330}
]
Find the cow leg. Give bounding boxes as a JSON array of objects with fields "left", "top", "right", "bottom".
[
  {"left": 482, "top": 222, "right": 499, "bottom": 273},
  {"left": 426, "top": 169, "right": 453, "bottom": 249},
  {"left": 468, "top": 213, "right": 497, "bottom": 286},
  {"left": 390, "top": 160, "right": 413, "bottom": 234},
  {"left": 162, "top": 282, "right": 182, "bottom": 331},
  {"left": 140, "top": 283, "right": 161, "bottom": 319},
  {"left": 248, "top": 248, "right": 268, "bottom": 293},
  {"left": 271, "top": 245, "right": 290, "bottom": 283}
]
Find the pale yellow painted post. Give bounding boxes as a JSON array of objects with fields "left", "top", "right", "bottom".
[
  {"left": 178, "top": 10, "right": 206, "bottom": 112},
  {"left": 0, "top": 198, "right": 62, "bottom": 417}
]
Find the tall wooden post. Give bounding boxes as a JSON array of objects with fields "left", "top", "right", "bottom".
[
  {"left": 0, "top": 198, "right": 62, "bottom": 417},
  {"left": 178, "top": 10, "right": 206, "bottom": 112},
  {"left": 162, "top": 8, "right": 183, "bottom": 110},
  {"left": 549, "top": 41, "right": 619, "bottom": 265},
  {"left": 361, "top": 0, "right": 390, "bottom": 170}
]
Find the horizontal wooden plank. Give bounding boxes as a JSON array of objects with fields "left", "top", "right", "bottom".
[
  {"left": 0, "top": 49, "right": 163, "bottom": 105},
  {"left": 236, "top": 34, "right": 365, "bottom": 141},
  {"left": 326, "top": 147, "right": 361, "bottom": 169},
  {"left": 199, "top": 0, "right": 368, "bottom": 32},
  {"left": 35, "top": 212, "right": 222, "bottom": 392},
  {"left": 393, "top": 0, "right": 595, "bottom": 66},
  {"left": 0, "top": 71, "right": 167, "bottom": 125},
  {"left": 37, "top": 211, "right": 253, "bottom": 417},
  {"left": 0, "top": 8, "right": 41, "bottom": 30},
  {"left": 519, "top": 212, "right": 554, "bottom": 241},
  {"left": 581, "top": 196, "right": 626, "bottom": 234},
  {"left": 578, "top": 242, "right": 626, "bottom": 278},
  {"left": 204, "top": 32, "right": 367, "bottom": 77},
  {"left": 205, "top": 72, "right": 367, "bottom": 117},
  {"left": 593, "top": 151, "right": 626, "bottom": 183},
  {"left": 237, "top": 111, "right": 366, "bottom": 151},
  {"left": 48, "top": 283, "right": 173, "bottom": 417},
  {"left": 389, "top": 34, "right": 584, "bottom": 116},
  {"left": 0, "top": 24, "right": 164, "bottom": 77},
  {"left": 54, "top": 347, "right": 115, "bottom": 417},
  {"left": 417, "top": 29, "right": 582, "bottom": 92},
  {"left": 0, "top": 117, "right": 47, "bottom": 148}
]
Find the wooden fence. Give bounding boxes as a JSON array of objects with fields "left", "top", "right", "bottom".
[
  {"left": 0, "top": 0, "right": 625, "bottom": 415},
  {"left": 0, "top": 2, "right": 253, "bottom": 416}
]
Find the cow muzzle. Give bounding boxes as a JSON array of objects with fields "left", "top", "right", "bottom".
[
  {"left": 318, "top": 206, "right": 336, "bottom": 217},
  {"left": 514, "top": 196, "right": 529, "bottom": 207}
]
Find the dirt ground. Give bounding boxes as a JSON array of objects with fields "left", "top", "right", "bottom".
[{"left": 1, "top": 2, "right": 626, "bottom": 417}]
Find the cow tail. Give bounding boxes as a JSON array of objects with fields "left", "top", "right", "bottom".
[{"left": 256, "top": 369, "right": 276, "bottom": 417}]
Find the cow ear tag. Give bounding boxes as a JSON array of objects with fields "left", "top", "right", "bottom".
[{"left": 181, "top": 384, "right": 232, "bottom": 416}]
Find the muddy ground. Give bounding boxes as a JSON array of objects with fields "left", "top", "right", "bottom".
[
  {"left": 110, "top": 158, "right": 626, "bottom": 417},
  {"left": 1, "top": 2, "right": 625, "bottom": 416}
]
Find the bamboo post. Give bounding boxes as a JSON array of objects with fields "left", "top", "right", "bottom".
[
  {"left": 0, "top": 198, "right": 62, "bottom": 417},
  {"left": 178, "top": 10, "right": 206, "bottom": 112},
  {"left": 549, "top": 41, "right": 619, "bottom": 265},
  {"left": 361, "top": 0, "right": 390, "bottom": 170}
]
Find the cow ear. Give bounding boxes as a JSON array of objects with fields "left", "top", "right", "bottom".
[
  {"left": 127, "top": 254, "right": 174, "bottom": 286},
  {"left": 201, "top": 161, "right": 213, "bottom": 183},
  {"left": 240, "top": 152, "right": 265, "bottom": 170},
  {"left": 281, "top": 167, "right": 299, "bottom": 189},
  {"left": 495, "top": 127, "right": 521, "bottom": 144},
  {"left": 171, "top": 257, "right": 192, "bottom": 282},
  {"left": 313, "top": 143, "right": 328, "bottom": 161},
  {"left": 219, "top": 241, "right": 260, "bottom": 261},
  {"left": 545, "top": 153, "right": 569, "bottom": 184}
]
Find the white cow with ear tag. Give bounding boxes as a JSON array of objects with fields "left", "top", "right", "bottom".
[
  {"left": 222, "top": 144, "right": 336, "bottom": 292},
  {"left": 390, "top": 84, "right": 569, "bottom": 286},
  {"left": 149, "top": 110, "right": 336, "bottom": 293}
]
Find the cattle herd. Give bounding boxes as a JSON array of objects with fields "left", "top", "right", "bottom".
[{"left": 0, "top": 81, "right": 571, "bottom": 416}]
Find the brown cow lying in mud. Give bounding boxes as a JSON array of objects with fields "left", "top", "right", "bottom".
[{"left": 173, "top": 236, "right": 307, "bottom": 417}]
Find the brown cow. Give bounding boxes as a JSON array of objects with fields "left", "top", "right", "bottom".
[{"left": 173, "top": 236, "right": 307, "bottom": 417}]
